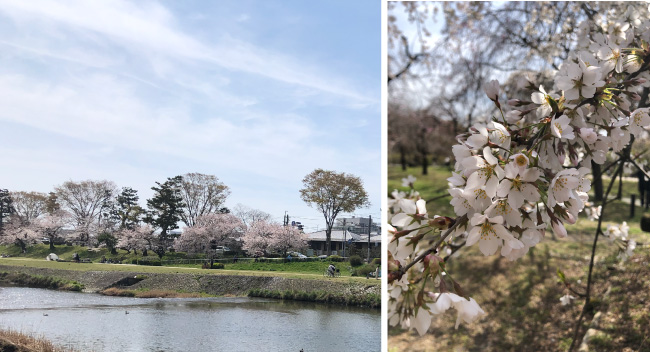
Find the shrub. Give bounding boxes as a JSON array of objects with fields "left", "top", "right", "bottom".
[
  {"left": 372, "top": 258, "right": 381, "bottom": 266},
  {"left": 137, "top": 256, "right": 162, "bottom": 266},
  {"left": 352, "top": 264, "right": 376, "bottom": 277},
  {"left": 328, "top": 255, "right": 344, "bottom": 262},
  {"left": 211, "top": 263, "right": 225, "bottom": 269},
  {"left": 349, "top": 255, "right": 363, "bottom": 267}
]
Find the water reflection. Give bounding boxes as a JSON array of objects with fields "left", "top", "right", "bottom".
[{"left": 0, "top": 287, "right": 380, "bottom": 352}]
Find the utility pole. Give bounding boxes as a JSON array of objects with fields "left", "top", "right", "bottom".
[
  {"left": 343, "top": 219, "right": 347, "bottom": 258},
  {"left": 367, "top": 215, "right": 372, "bottom": 263},
  {"left": 283, "top": 211, "right": 288, "bottom": 226}
]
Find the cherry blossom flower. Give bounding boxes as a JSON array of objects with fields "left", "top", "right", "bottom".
[
  {"left": 466, "top": 124, "right": 490, "bottom": 149},
  {"left": 531, "top": 85, "right": 557, "bottom": 118},
  {"left": 412, "top": 308, "right": 433, "bottom": 336},
  {"left": 579, "top": 128, "right": 598, "bottom": 144},
  {"left": 463, "top": 147, "right": 505, "bottom": 198},
  {"left": 485, "top": 199, "right": 521, "bottom": 228},
  {"left": 548, "top": 169, "right": 580, "bottom": 208},
  {"left": 482, "top": 79, "right": 500, "bottom": 101},
  {"left": 402, "top": 175, "right": 417, "bottom": 188},
  {"left": 490, "top": 122, "right": 511, "bottom": 149},
  {"left": 428, "top": 293, "right": 486, "bottom": 329},
  {"left": 552, "top": 219, "right": 568, "bottom": 238},
  {"left": 597, "top": 43, "right": 624, "bottom": 73},
  {"left": 560, "top": 294, "right": 575, "bottom": 306},
  {"left": 629, "top": 108, "right": 650, "bottom": 136},
  {"left": 449, "top": 188, "right": 473, "bottom": 217},
  {"left": 550, "top": 114, "right": 575, "bottom": 141},
  {"left": 391, "top": 199, "right": 428, "bottom": 231},
  {"left": 509, "top": 153, "right": 530, "bottom": 174},
  {"left": 496, "top": 163, "right": 540, "bottom": 209},
  {"left": 466, "top": 214, "right": 523, "bottom": 256},
  {"left": 555, "top": 59, "right": 605, "bottom": 100}
]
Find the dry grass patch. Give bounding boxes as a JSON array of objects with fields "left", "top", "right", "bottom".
[{"left": 0, "top": 329, "right": 74, "bottom": 352}]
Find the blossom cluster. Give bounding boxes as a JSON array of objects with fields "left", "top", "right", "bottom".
[
  {"left": 604, "top": 221, "right": 637, "bottom": 262},
  {"left": 388, "top": 5, "right": 650, "bottom": 335}
]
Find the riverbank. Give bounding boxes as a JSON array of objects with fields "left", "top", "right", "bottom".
[
  {"left": 0, "top": 262, "right": 380, "bottom": 308},
  {"left": 0, "top": 328, "right": 73, "bottom": 352}
]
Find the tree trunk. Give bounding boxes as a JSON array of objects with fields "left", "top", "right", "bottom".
[
  {"left": 16, "top": 239, "right": 26, "bottom": 253},
  {"left": 400, "top": 146, "right": 407, "bottom": 171},
  {"left": 617, "top": 168, "right": 624, "bottom": 200},
  {"left": 142, "top": 249, "right": 148, "bottom": 257},
  {"left": 326, "top": 227, "right": 332, "bottom": 256},
  {"left": 592, "top": 161, "right": 603, "bottom": 202},
  {"left": 49, "top": 241, "right": 54, "bottom": 250},
  {"left": 421, "top": 151, "right": 428, "bottom": 175}
]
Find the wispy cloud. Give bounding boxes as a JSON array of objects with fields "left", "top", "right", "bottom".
[
  {"left": 0, "top": 0, "right": 381, "bottom": 230},
  {"left": 0, "top": 0, "right": 375, "bottom": 105}
]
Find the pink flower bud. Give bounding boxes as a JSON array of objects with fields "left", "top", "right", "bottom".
[
  {"left": 552, "top": 220, "right": 567, "bottom": 238},
  {"left": 482, "top": 80, "right": 500, "bottom": 101}
]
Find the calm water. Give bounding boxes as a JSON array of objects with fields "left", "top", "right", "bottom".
[{"left": 0, "top": 287, "right": 380, "bottom": 352}]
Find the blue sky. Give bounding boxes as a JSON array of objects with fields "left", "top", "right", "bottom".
[{"left": 0, "top": 0, "right": 380, "bottom": 232}]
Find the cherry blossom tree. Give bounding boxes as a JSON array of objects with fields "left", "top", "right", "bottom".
[
  {"left": 174, "top": 213, "right": 244, "bottom": 256},
  {"left": 116, "top": 224, "right": 155, "bottom": 256},
  {"left": 242, "top": 220, "right": 306, "bottom": 257},
  {"left": 30, "top": 211, "right": 69, "bottom": 250},
  {"left": 388, "top": 4, "right": 650, "bottom": 350},
  {"left": 267, "top": 225, "right": 307, "bottom": 257},
  {"left": 242, "top": 220, "right": 278, "bottom": 257},
  {"left": 0, "top": 218, "right": 40, "bottom": 253}
]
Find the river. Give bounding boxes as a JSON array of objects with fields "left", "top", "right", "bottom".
[{"left": 0, "top": 287, "right": 380, "bottom": 352}]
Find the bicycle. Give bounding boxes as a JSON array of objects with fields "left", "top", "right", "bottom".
[{"left": 323, "top": 268, "right": 341, "bottom": 278}]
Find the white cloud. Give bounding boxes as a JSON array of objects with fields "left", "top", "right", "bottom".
[{"left": 0, "top": 0, "right": 375, "bottom": 105}]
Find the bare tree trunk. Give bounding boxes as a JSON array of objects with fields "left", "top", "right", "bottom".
[
  {"left": 326, "top": 227, "right": 332, "bottom": 256},
  {"left": 421, "top": 151, "right": 428, "bottom": 175},
  {"left": 400, "top": 145, "right": 407, "bottom": 171}
]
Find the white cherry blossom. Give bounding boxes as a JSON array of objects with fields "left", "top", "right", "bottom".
[
  {"left": 548, "top": 169, "right": 580, "bottom": 208},
  {"left": 496, "top": 163, "right": 540, "bottom": 209},
  {"left": 555, "top": 59, "right": 605, "bottom": 100},
  {"left": 560, "top": 294, "right": 575, "bottom": 306},
  {"left": 551, "top": 114, "right": 575, "bottom": 141},
  {"left": 531, "top": 85, "right": 557, "bottom": 118},
  {"left": 466, "top": 214, "right": 523, "bottom": 256}
]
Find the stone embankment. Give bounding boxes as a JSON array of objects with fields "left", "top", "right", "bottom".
[{"left": 0, "top": 265, "right": 379, "bottom": 305}]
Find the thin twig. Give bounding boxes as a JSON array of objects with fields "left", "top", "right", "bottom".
[
  {"left": 399, "top": 214, "right": 468, "bottom": 275},
  {"left": 568, "top": 159, "right": 624, "bottom": 352}
]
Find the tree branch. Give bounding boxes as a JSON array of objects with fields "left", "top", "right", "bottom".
[{"left": 398, "top": 214, "right": 468, "bottom": 275}]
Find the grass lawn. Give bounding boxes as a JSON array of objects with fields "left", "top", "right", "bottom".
[
  {"left": 167, "top": 260, "right": 358, "bottom": 277},
  {"left": 0, "top": 244, "right": 376, "bottom": 281},
  {"left": 0, "top": 257, "right": 378, "bottom": 284},
  {"left": 388, "top": 164, "right": 650, "bottom": 351}
]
